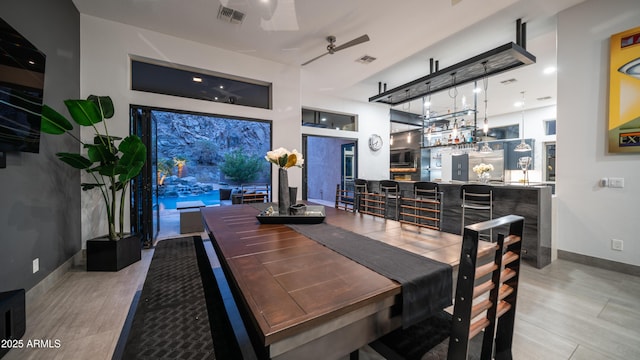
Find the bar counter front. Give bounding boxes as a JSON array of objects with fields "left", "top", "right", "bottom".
[
  {"left": 201, "top": 204, "right": 495, "bottom": 360},
  {"left": 367, "top": 180, "right": 552, "bottom": 269}
]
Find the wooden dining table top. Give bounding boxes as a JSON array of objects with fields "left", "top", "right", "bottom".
[{"left": 200, "top": 204, "right": 494, "bottom": 356}]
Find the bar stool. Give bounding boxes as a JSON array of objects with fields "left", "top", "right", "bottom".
[
  {"left": 413, "top": 181, "right": 441, "bottom": 230},
  {"left": 380, "top": 180, "right": 401, "bottom": 220},
  {"left": 414, "top": 181, "right": 439, "bottom": 201},
  {"left": 460, "top": 184, "right": 493, "bottom": 240},
  {"left": 354, "top": 179, "right": 368, "bottom": 211}
]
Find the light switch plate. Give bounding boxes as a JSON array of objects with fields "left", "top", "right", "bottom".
[{"left": 609, "top": 177, "right": 624, "bottom": 188}]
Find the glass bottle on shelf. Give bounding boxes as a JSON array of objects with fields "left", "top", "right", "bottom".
[
  {"left": 447, "top": 134, "right": 452, "bottom": 144},
  {"left": 460, "top": 118, "right": 465, "bottom": 128},
  {"left": 454, "top": 134, "right": 460, "bottom": 144}
]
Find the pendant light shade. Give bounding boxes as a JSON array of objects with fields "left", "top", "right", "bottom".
[
  {"left": 514, "top": 140, "right": 532, "bottom": 152},
  {"left": 480, "top": 142, "right": 493, "bottom": 154},
  {"left": 514, "top": 91, "right": 532, "bottom": 152}
]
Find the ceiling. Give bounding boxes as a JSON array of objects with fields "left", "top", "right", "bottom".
[{"left": 72, "top": 0, "right": 585, "bottom": 130}]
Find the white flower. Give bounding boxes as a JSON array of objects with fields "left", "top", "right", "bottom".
[
  {"left": 290, "top": 149, "right": 304, "bottom": 167},
  {"left": 265, "top": 147, "right": 304, "bottom": 169},
  {"left": 472, "top": 163, "right": 494, "bottom": 175}
]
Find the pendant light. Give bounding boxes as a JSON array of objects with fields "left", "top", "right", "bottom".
[
  {"left": 448, "top": 74, "right": 463, "bottom": 156},
  {"left": 479, "top": 62, "right": 493, "bottom": 154},
  {"left": 423, "top": 87, "right": 432, "bottom": 146},
  {"left": 449, "top": 74, "right": 459, "bottom": 139},
  {"left": 514, "top": 91, "right": 532, "bottom": 152}
]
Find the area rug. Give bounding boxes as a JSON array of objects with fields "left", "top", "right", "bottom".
[{"left": 115, "top": 236, "right": 241, "bottom": 360}]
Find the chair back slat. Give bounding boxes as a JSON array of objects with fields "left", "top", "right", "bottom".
[{"left": 335, "top": 184, "right": 355, "bottom": 212}]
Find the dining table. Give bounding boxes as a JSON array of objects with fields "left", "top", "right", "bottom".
[{"left": 201, "top": 203, "right": 495, "bottom": 360}]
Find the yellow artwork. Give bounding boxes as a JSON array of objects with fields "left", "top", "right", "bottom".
[{"left": 608, "top": 26, "right": 640, "bottom": 153}]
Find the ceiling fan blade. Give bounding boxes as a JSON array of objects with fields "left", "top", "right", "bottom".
[
  {"left": 333, "top": 34, "right": 370, "bottom": 52},
  {"left": 301, "top": 51, "right": 330, "bottom": 66}
]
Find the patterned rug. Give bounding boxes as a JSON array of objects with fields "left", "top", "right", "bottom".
[{"left": 116, "top": 236, "right": 241, "bottom": 360}]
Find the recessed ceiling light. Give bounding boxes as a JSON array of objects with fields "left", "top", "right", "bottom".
[
  {"left": 219, "top": 85, "right": 224, "bottom": 89},
  {"left": 321, "top": 117, "right": 327, "bottom": 122},
  {"left": 514, "top": 101, "right": 524, "bottom": 107},
  {"left": 192, "top": 77, "right": 202, "bottom": 82},
  {"left": 543, "top": 66, "right": 556, "bottom": 74}
]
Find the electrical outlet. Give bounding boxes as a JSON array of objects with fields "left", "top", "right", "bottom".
[
  {"left": 33, "top": 258, "right": 39, "bottom": 273},
  {"left": 611, "top": 239, "right": 624, "bottom": 251},
  {"left": 609, "top": 177, "right": 624, "bottom": 188}
]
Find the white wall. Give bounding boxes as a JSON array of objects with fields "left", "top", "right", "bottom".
[
  {"left": 79, "top": 15, "right": 300, "bottom": 243},
  {"left": 557, "top": 0, "right": 640, "bottom": 266},
  {"left": 301, "top": 92, "right": 391, "bottom": 180}
]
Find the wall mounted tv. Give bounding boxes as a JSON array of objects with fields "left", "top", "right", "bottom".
[{"left": 0, "top": 17, "right": 46, "bottom": 153}]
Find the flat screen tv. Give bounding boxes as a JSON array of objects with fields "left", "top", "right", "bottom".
[{"left": 0, "top": 17, "right": 46, "bottom": 153}]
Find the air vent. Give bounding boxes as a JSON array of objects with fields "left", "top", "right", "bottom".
[
  {"left": 500, "top": 78, "right": 518, "bottom": 85},
  {"left": 218, "top": 5, "right": 245, "bottom": 24},
  {"left": 537, "top": 96, "right": 552, "bottom": 101},
  {"left": 356, "top": 55, "right": 377, "bottom": 64}
]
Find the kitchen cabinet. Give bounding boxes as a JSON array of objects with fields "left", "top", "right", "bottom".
[{"left": 452, "top": 153, "right": 469, "bottom": 181}]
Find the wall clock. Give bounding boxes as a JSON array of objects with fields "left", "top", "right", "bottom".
[{"left": 368, "top": 134, "right": 383, "bottom": 151}]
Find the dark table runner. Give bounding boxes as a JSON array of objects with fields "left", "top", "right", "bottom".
[{"left": 288, "top": 222, "right": 452, "bottom": 328}]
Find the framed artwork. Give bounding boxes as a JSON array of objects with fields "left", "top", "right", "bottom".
[{"left": 608, "top": 26, "right": 640, "bottom": 153}]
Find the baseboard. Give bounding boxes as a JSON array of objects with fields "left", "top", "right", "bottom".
[
  {"left": 25, "top": 249, "right": 83, "bottom": 306},
  {"left": 558, "top": 250, "right": 640, "bottom": 277}
]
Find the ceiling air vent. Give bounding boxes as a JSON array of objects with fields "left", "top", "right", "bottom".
[
  {"left": 500, "top": 78, "right": 518, "bottom": 85},
  {"left": 356, "top": 55, "right": 377, "bottom": 64},
  {"left": 218, "top": 5, "right": 245, "bottom": 24}
]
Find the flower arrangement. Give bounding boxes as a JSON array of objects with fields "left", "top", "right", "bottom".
[
  {"left": 265, "top": 147, "right": 304, "bottom": 169},
  {"left": 473, "top": 163, "right": 494, "bottom": 175}
]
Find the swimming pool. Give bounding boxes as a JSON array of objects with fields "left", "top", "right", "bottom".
[{"left": 158, "top": 190, "right": 220, "bottom": 210}]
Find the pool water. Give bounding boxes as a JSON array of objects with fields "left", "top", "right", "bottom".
[{"left": 158, "top": 190, "right": 220, "bottom": 210}]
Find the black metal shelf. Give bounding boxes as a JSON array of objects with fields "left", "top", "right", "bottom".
[
  {"left": 421, "top": 141, "right": 478, "bottom": 150},
  {"left": 369, "top": 42, "right": 536, "bottom": 106}
]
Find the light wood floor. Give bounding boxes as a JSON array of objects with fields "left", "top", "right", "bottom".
[{"left": 5, "top": 224, "right": 639, "bottom": 359}]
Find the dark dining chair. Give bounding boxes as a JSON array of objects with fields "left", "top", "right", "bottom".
[{"left": 370, "top": 215, "right": 525, "bottom": 360}]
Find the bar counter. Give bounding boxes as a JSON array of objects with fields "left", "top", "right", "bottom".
[{"left": 365, "top": 180, "right": 552, "bottom": 268}]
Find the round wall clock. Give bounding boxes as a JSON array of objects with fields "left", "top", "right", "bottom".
[{"left": 368, "top": 134, "right": 383, "bottom": 151}]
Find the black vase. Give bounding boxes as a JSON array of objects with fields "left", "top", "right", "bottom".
[{"left": 278, "top": 168, "right": 290, "bottom": 215}]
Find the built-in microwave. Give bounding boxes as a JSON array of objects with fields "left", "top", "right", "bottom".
[{"left": 390, "top": 150, "right": 415, "bottom": 167}]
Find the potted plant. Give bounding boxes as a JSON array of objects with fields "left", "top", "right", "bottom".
[{"left": 41, "top": 95, "right": 147, "bottom": 271}]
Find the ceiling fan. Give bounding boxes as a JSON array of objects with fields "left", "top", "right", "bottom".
[{"left": 302, "top": 34, "right": 370, "bottom": 66}]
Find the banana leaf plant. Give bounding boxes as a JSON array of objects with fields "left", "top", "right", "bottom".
[{"left": 41, "top": 95, "right": 146, "bottom": 240}]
